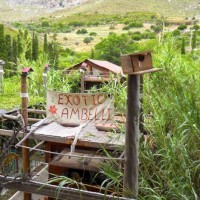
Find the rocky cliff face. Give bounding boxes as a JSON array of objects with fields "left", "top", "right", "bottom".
[
  {"left": 0, "top": 0, "right": 90, "bottom": 21},
  {"left": 7, "top": 0, "right": 88, "bottom": 10}
]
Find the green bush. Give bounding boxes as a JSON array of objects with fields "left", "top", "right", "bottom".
[
  {"left": 83, "top": 37, "right": 93, "bottom": 44},
  {"left": 89, "top": 32, "right": 97, "bottom": 36},
  {"left": 76, "top": 28, "right": 88, "bottom": 34},
  {"left": 150, "top": 25, "right": 162, "bottom": 33},
  {"left": 68, "top": 21, "right": 85, "bottom": 27},
  {"left": 192, "top": 24, "right": 200, "bottom": 30},
  {"left": 131, "top": 33, "right": 142, "bottom": 41},
  {"left": 177, "top": 24, "right": 187, "bottom": 30},
  {"left": 172, "top": 29, "right": 181, "bottom": 37},
  {"left": 128, "top": 21, "right": 143, "bottom": 28},
  {"left": 141, "top": 30, "right": 156, "bottom": 39},
  {"left": 123, "top": 21, "right": 143, "bottom": 30}
]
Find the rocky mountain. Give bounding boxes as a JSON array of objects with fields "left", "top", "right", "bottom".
[
  {"left": 0, "top": 0, "right": 90, "bottom": 22},
  {"left": 0, "top": 0, "right": 199, "bottom": 22},
  {"left": 6, "top": 0, "right": 88, "bottom": 10}
]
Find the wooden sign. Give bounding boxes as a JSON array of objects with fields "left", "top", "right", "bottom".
[{"left": 47, "top": 91, "right": 114, "bottom": 124}]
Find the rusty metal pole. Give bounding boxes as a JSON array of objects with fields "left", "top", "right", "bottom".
[
  {"left": 21, "top": 73, "right": 31, "bottom": 200},
  {"left": 123, "top": 74, "right": 140, "bottom": 198}
]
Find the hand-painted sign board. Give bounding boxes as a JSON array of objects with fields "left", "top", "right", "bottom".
[{"left": 47, "top": 91, "right": 114, "bottom": 124}]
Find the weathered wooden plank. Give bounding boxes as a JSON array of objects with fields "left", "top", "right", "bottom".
[
  {"left": 0, "top": 129, "right": 24, "bottom": 137},
  {"left": 50, "top": 148, "right": 104, "bottom": 171},
  {"left": 28, "top": 118, "right": 41, "bottom": 122},
  {"left": 0, "top": 129, "right": 123, "bottom": 150},
  {"left": 28, "top": 109, "right": 46, "bottom": 115},
  {"left": 0, "top": 175, "right": 134, "bottom": 200}
]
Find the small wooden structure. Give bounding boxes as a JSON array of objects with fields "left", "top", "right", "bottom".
[
  {"left": 64, "top": 59, "right": 125, "bottom": 91},
  {"left": 120, "top": 51, "right": 161, "bottom": 198},
  {"left": 14, "top": 88, "right": 126, "bottom": 199}
]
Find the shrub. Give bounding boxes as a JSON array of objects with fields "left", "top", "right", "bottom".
[
  {"left": 141, "top": 30, "right": 156, "bottom": 39},
  {"left": 172, "top": 29, "right": 181, "bottom": 37},
  {"left": 83, "top": 37, "right": 93, "bottom": 44},
  {"left": 131, "top": 33, "right": 142, "bottom": 41},
  {"left": 123, "top": 26, "right": 130, "bottom": 30},
  {"left": 109, "top": 25, "right": 115, "bottom": 30},
  {"left": 177, "top": 24, "right": 187, "bottom": 30},
  {"left": 89, "top": 32, "right": 97, "bottom": 36},
  {"left": 192, "top": 24, "right": 200, "bottom": 30},
  {"left": 76, "top": 28, "right": 88, "bottom": 34},
  {"left": 128, "top": 22, "right": 143, "bottom": 28},
  {"left": 68, "top": 21, "right": 85, "bottom": 27},
  {"left": 62, "top": 26, "right": 72, "bottom": 33},
  {"left": 123, "top": 22, "right": 143, "bottom": 30},
  {"left": 150, "top": 25, "right": 162, "bottom": 33}
]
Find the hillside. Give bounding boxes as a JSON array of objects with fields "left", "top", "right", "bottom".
[
  {"left": 0, "top": 0, "right": 200, "bottom": 22},
  {"left": 53, "top": 0, "right": 200, "bottom": 18}
]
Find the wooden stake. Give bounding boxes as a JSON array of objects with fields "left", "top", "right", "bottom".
[
  {"left": 21, "top": 74, "right": 31, "bottom": 200},
  {"left": 123, "top": 74, "right": 140, "bottom": 198}
]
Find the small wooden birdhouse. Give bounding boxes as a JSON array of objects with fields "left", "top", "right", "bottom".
[{"left": 120, "top": 51, "right": 160, "bottom": 75}]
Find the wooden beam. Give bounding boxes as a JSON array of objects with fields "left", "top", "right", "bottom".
[
  {"left": 0, "top": 175, "right": 134, "bottom": 200},
  {"left": 0, "top": 129, "right": 24, "bottom": 138},
  {"left": 28, "top": 118, "right": 42, "bottom": 122}
]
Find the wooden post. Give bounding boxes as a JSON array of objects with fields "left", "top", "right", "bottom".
[
  {"left": 81, "top": 72, "right": 85, "bottom": 93},
  {"left": 0, "top": 60, "right": 5, "bottom": 93},
  {"left": 120, "top": 51, "right": 161, "bottom": 198},
  {"left": 21, "top": 73, "right": 31, "bottom": 200},
  {"left": 139, "top": 75, "right": 144, "bottom": 135},
  {"left": 123, "top": 74, "right": 140, "bottom": 198}
]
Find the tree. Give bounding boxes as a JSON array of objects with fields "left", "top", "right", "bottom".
[
  {"left": 181, "top": 37, "right": 186, "bottom": 54},
  {"left": 17, "top": 33, "right": 23, "bottom": 56},
  {"left": 192, "top": 31, "right": 197, "bottom": 50},
  {"left": 94, "top": 33, "right": 136, "bottom": 65},
  {"left": 12, "top": 38, "right": 18, "bottom": 66},
  {"left": 43, "top": 33, "right": 48, "bottom": 54},
  {"left": 90, "top": 48, "right": 95, "bottom": 58},
  {"left": 0, "top": 24, "right": 6, "bottom": 61},
  {"left": 48, "top": 41, "right": 59, "bottom": 68},
  {"left": 25, "top": 40, "right": 32, "bottom": 61},
  {"left": 32, "top": 32, "right": 39, "bottom": 61},
  {"left": 42, "top": 21, "right": 49, "bottom": 27},
  {"left": 4, "top": 34, "right": 13, "bottom": 74}
]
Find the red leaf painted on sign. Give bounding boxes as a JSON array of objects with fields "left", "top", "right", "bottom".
[{"left": 49, "top": 105, "right": 57, "bottom": 115}]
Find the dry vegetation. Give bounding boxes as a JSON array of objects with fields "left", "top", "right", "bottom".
[{"left": 49, "top": 24, "right": 146, "bottom": 52}]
